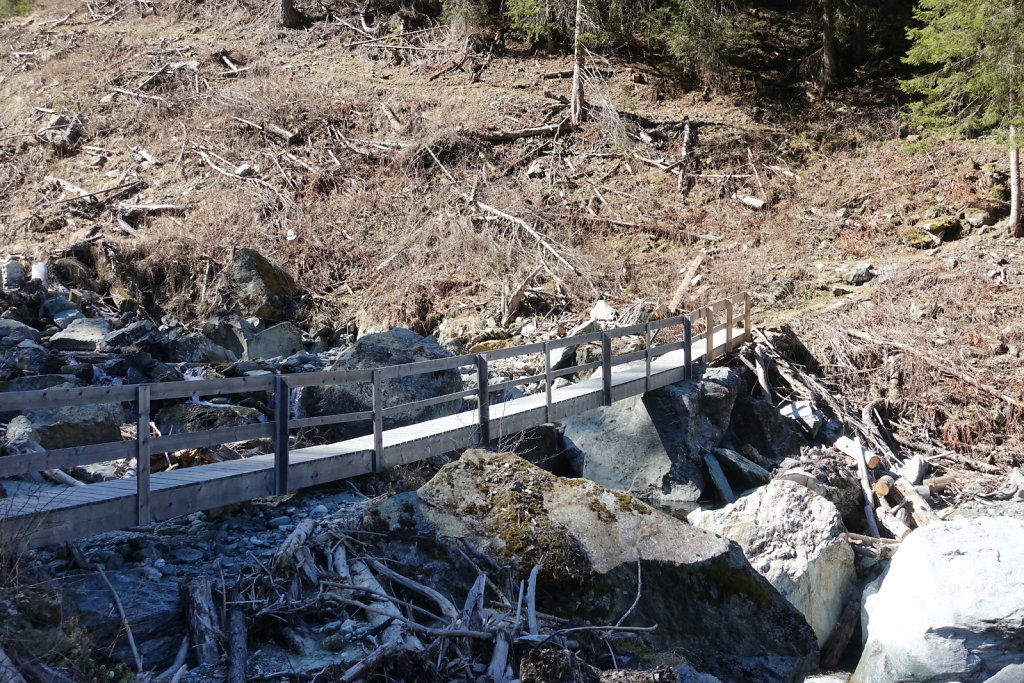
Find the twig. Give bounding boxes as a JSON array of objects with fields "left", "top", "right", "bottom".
[
  {"left": 95, "top": 565, "right": 144, "bottom": 672},
  {"left": 614, "top": 562, "right": 642, "bottom": 627}
]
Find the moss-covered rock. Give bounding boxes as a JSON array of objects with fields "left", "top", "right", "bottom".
[
  {"left": 227, "top": 248, "right": 300, "bottom": 320},
  {"left": 366, "top": 450, "right": 817, "bottom": 681}
]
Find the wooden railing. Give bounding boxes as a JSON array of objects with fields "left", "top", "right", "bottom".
[{"left": 0, "top": 292, "right": 751, "bottom": 524}]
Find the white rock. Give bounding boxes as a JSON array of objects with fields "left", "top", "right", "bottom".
[
  {"left": 589, "top": 299, "right": 616, "bottom": 322},
  {"left": 855, "top": 516, "right": 1024, "bottom": 682},
  {"left": 779, "top": 400, "right": 825, "bottom": 437},
  {"left": 688, "top": 479, "right": 855, "bottom": 647}
]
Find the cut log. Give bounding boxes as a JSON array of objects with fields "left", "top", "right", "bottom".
[
  {"left": 667, "top": 252, "right": 705, "bottom": 313},
  {"left": 924, "top": 475, "right": 956, "bottom": 494},
  {"left": 181, "top": 575, "right": 221, "bottom": 667},
  {"left": 703, "top": 453, "right": 736, "bottom": 504},
  {"left": 873, "top": 474, "right": 895, "bottom": 498},
  {"left": 835, "top": 436, "right": 881, "bottom": 469},
  {"left": 875, "top": 505, "right": 912, "bottom": 540},
  {"left": 893, "top": 478, "right": 940, "bottom": 527}
]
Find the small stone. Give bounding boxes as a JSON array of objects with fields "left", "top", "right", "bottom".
[
  {"left": 844, "top": 263, "right": 875, "bottom": 285},
  {"left": 310, "top": 504, "right": 329, "bottom": 518},
  {"left": 830, "top": 285, "right": 852, "bottom": 297},
  {"left": 172, "top": 548, "right": 204, "bottom": 563},
  {"left": 142, "top": 566, "right": 163, "bottom": 581},
  {"left": 589, "top": 299, "right": 617, "bottom": 322},
  {"left": 525, "top": 160, "right": 545, "bottom": 178},
  {"left": 268, "top": 515, "right": 291, "bottom": 528}
]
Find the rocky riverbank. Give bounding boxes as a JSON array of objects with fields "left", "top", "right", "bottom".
[{"left": 2, "top": 248, "right": 1024, "bottom": 682}]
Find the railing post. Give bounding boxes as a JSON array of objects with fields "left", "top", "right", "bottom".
[
  {"left": 543, "top": 341, "right": 553, "bottom": 423},
  {"left": 273, "top": 374, "right": 290, "bottom": 495},
  {"left": 683, "top": 317, "right": 693, "bottom": 380},
  {"left": 601, "top": 332, "right": 612, "bottom": 406},
  {"left": 743, "top": 292, "right": 752, "bottom": 343},
  {"left": 372, "top": 370, "right": 383, "bottom": 473},
  {"left": 136, "top": 384, "right": 151, "bottom": 526},
  {"left": 724, "top": 300, "right": 734, "bottom": 352},
  {"left": 477, "top": 355, "right": 490, "bottom": 446},
  {"left": 643, "top": 323, "right": 652, "bottom": 393},
  {"left": 706, "top": 307, "right": 715, "bottom": 362}
]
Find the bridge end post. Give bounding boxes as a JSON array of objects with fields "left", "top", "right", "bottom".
[
  {"left": 601, "top": 333, "right": 612, "bottom": 406},
  {"left": 477, "top": 355, "right": 490, "bottom": 447},
  {"left": 273, "top": 375, "right": 290, "bottom": 495},
  {"left": 136, "top": 384, "right": 151, "bottom": 526},
  {"left": 724, "top": 300, "right": 735, "bottom": 352},
  {"left": 644, "top": 323, "right": 652, "bottom": 393}
]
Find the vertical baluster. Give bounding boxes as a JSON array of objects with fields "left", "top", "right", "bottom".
[
  {"left": 724, "top": 300, "right": 734, "bottom": 352},
  {"left": 683, "top": 317, "right": 693, "bottom": 379},
  {"left": 136, "top": 384, "right": 151, "bottom": 526},
  {"left": 706, "top": 307, "right": 715, "bottom": 362},
  {"left": 644, "top": 323, "right": 652, "bottom": 392},
  {"left": 273, "top": 374, "right": 290, "bottom": 495},
  {"left": 372, "top": 370, "right": 383, "bottom": 474},
  {"left": 601, "top": 332, "right": 613, "bottom": 406},
  {"left": 543, "top": 341, "right": 553, "bottom": 423},
  {"left": 477, "top": 355, "right": 490, "bottom": 446},
  {"left": 743, "top": 292, "right": 752, "bottom": 343}
]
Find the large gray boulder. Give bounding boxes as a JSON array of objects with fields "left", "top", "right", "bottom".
[
  {"left": 367, "top": 451, "right": 818, "bottom": 682},
  {"left": 298, "top": 328, "right": 465, "bottom": 440},
  {"left": 97, "top": 320, "right": 170, "bottom": 358},
  {"left": 561, "top": 367, "right": 741, "bottom": 509},
  {"left": 168, "top": 331, "right": 238, "bottom": 364},
  {"left": 61, "top": 569, "right": 183, "bottom": 669},
  {"left": 226, "top": 248, "right": 299, "bottom": 320},
  {"left": 689, "top": 480, "right": 855, "bottom": 647},
  {"left": 155, "top": 402, "right": 264, "bottom": 437},
  {"left": 730, "top": 394, "right": 807, "bottom": 461},
  {"left": 202, "top": 314, "right": 302, "bottom": 361},
  {"left": 854, "top": 516, "right": 1024, "bottom": 682},
  {"left": 4, "top": 398, "right": 123, "bottom": 451},
  {"left": 0, "top": 319, "right": 41, "bottom": 345},
  {"left": 48, "top": 317, "right": 113, "bottom": 351}
]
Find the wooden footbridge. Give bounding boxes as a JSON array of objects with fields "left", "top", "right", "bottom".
[{"left": 0, "top": 294, "right": 750, "bottom": 548}]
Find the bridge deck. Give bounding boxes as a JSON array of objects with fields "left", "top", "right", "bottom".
[{"left": 1, "top": 326, "right": 740, "bottom": 548}]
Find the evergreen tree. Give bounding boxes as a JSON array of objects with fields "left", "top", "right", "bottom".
[{"left": 902, "top": 0, "right": 1023, "bottom": 236}]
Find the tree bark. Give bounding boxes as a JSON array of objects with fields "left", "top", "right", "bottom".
[
  {"left": 820, "top": 0, "right": 839, "bottom": 91},
  {"left": 1010, "top": 125, "right": 1021, "bottom": 237},
  {"left": 569, "top": 0, "right": 586, "bottom": 126}
]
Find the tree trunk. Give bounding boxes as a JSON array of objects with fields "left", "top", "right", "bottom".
[
  {"left": 852, "top": 3, "right": 868, "bottom": 65},
  {"left": 281, "top": 0, "right": 306, "bottom": 29},
  {"left": 1010, "top": 125, "right": 1022, "bottom": 237},
  {"left": 820, "top": 0, "right": 839, "bottom": 91},
  {"left": 570, "top": 0, "right": 586, "bottom": 126}
]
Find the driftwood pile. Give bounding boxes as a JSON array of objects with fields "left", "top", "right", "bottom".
[{"left": 167, "top": 519, "right": 658, "bottom": 682}]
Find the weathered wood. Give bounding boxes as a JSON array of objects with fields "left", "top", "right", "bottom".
[
  {"left": 349, "top": 559, "right": 424, "bottom": 651},
  {"left": 0, "top": 644, "right": 27, "bottom": 683},
  {"left": 850, "top": 437, "right": 881, "bottom": 538},
  {"left": 272, "top": 518, "right": 316, "bottom": 571},
  {"left": 225, "top": 592, "right": 247, "bottom": 683},
  {"left": 703, "top": 453, "right": 736, "bottom": 503},
  {"left": 820, "top": 595, "right": 861, "bottom": 669},
  {"left": 181, "top": 576, "right": 221, "bottom": 667},
  {"left": 875, "top": 505, "right": 912, "bottom": 540},
  {"left": 836, "top": 436, "right": 881, "bottom": 469},
  {"left": 339, "top": 639, "right": 404, "bottom": 682},
  {"left": 893, "top": 477, "right": 940, "bottom": 527},
  {"left": 369, "top": 559, "right": 459, "bottom": 620},
  {"left": 873, "top": 474, "right": 895, "bottom": 498}
]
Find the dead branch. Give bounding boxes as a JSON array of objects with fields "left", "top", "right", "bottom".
[
  {"left": 477, "top": 119, "right": 572, "bottom": 143},
  {"left": 96, "top": 565, "right": 144, "bottom": 673},
  {"left": 181, "top": 575, "right": 221, "bottom": 667}
]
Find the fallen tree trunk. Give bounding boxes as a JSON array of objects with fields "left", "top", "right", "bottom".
[{"left": 181, "top": 575, "right": 221, "bottom": 667}]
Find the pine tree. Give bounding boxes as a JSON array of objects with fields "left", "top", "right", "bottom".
[{"left": 902, "top": 0, "right": 1024, "bottom": 236}]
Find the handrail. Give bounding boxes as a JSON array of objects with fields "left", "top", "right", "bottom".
[{"left": 0, "top": 292, "right": 753, "bottom": 528}]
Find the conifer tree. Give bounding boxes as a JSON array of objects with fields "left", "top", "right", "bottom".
[{"left": 902, "top": 0, "right": 1023, "bottom": 236}]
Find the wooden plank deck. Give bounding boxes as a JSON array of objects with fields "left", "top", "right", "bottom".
[{"left": 1, "top": 324, "right": 745, "bottom": 548}]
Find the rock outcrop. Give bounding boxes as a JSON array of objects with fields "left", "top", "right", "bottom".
[
  {"left": 3, "top": 399, "right": 123, "bottom": 452},
  {"left": 226, "top": 248, "right": 299, "bottom": 320},
  {"left": 299, "top": 328, "right": 465, "bottom": 440},
  {"left": 561, "top": 367, "right": 742, "bottom": 508},
  {"left": 688, "top": 480, "right": 855, "bottom": 647},
  {"left": 367, "top": 451, "right": 818, "bottom": 682},
  {"left": 854, "top": 516, "right": 1024, "bottom": 682}
]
